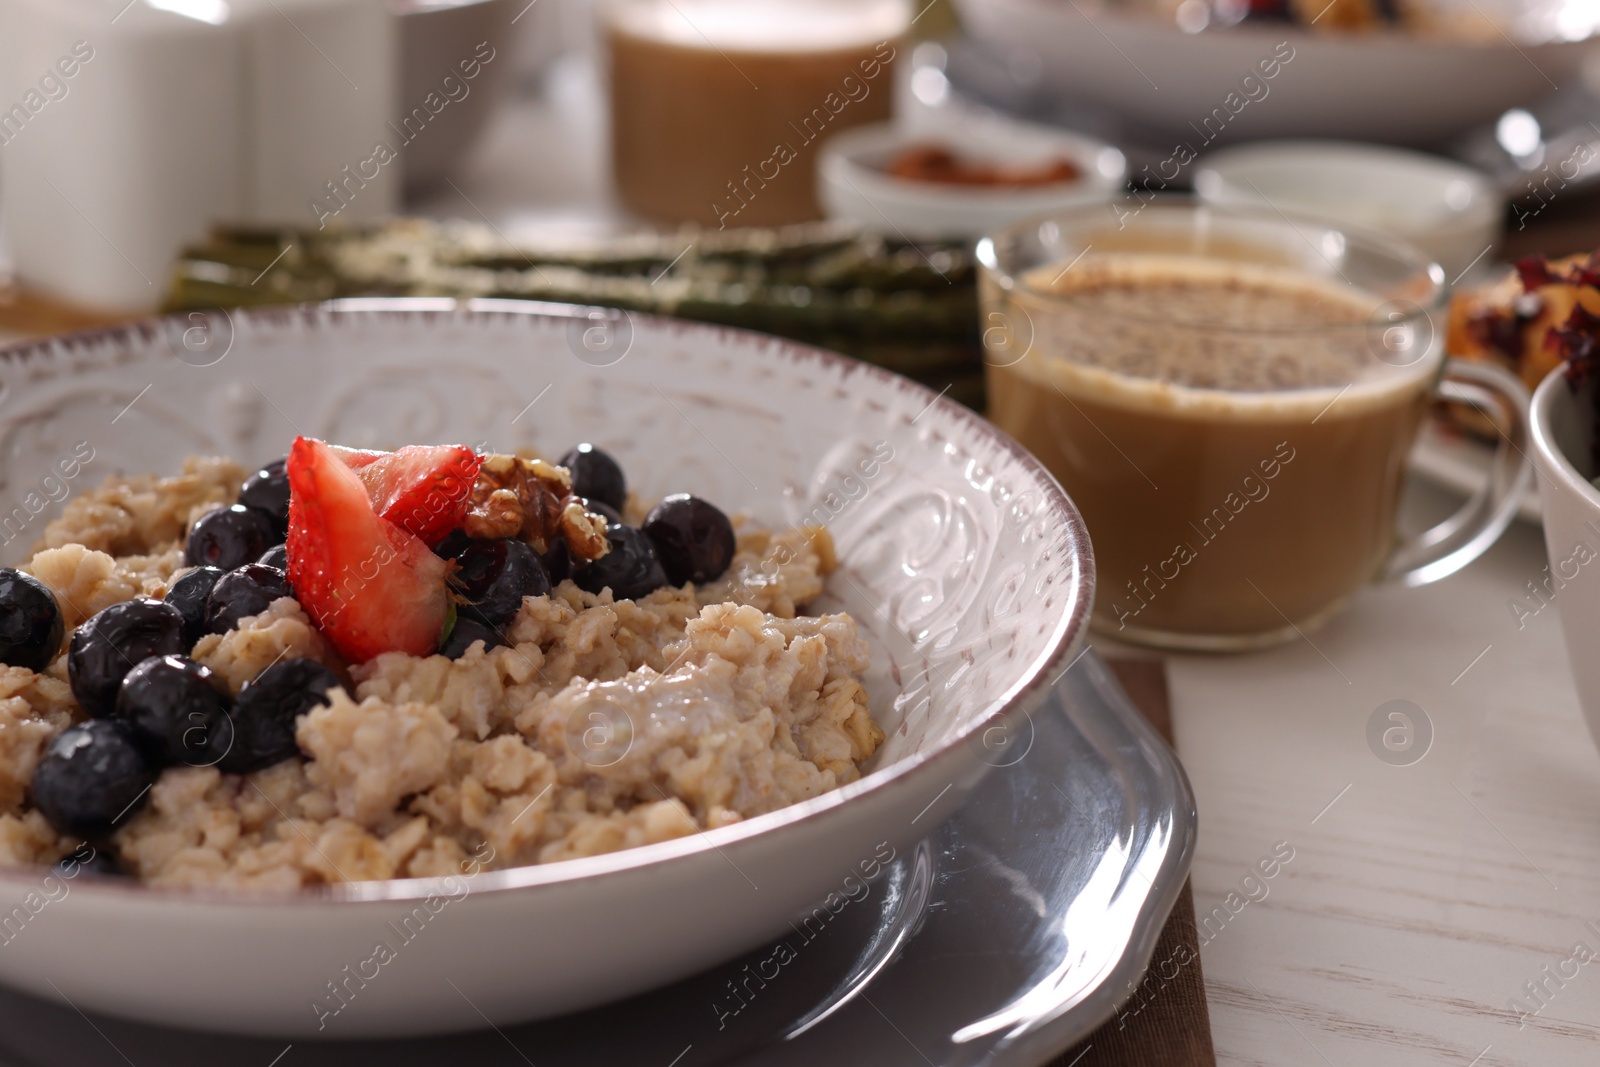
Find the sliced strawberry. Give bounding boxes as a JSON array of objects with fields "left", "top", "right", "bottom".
[
  {"left": 354, "top": 444, "right": 482, "bottom": 547},
  {"left": 286, "top": 437, "right": 450, "bottom": 662},
  {"left": 330, "top": 445, "right": 389, "bottom": 471}
]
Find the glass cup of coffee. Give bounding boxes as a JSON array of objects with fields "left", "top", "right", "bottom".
[
  {"left": 602, "top": 0, "right": 907, "bottom": 227},
  {"left": 978, "top": 199, "right": 1531, "bottom": 651}
]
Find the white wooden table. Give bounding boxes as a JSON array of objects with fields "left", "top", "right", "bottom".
[
  {"left": 1169, "top": 478, "right": 1600, "bottom": 1067},
  {"left": 407, "top": 67, "right": 1600, "bottom": 1065}
]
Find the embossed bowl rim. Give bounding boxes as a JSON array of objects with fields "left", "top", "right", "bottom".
[{"left": 0, "top": 297, "right": 1096, "bottom": 905}]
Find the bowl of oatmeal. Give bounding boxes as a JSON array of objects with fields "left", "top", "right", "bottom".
[{"left": 0, "top": 299, "right": 1092, "bottom": 1036}]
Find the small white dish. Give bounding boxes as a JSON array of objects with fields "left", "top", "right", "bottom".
[
  {"left": 0, "top": 299, "right": 1093, "bottom": 1037},
  {"left": 1195, "top": 141, "right": 1503, "bottom": 281},
  {"left": 817, "top": 119, "right": 1126, "bottom": 240},
  {"left": 1530, "top": 367, "right": 1600, "bottom": 754}
]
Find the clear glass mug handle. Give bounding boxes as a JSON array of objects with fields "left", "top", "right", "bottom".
[{"left": 1382, "top": 358, "right": 1533, "bottom": 587}]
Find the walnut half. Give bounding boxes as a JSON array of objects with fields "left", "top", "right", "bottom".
[{"left": 462, "top": 454, "right": 609, "bottom": 561}]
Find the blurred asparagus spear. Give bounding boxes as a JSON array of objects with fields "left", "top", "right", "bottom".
[{"left": 163, "top": 219, "right": 986, "bottom": 409}]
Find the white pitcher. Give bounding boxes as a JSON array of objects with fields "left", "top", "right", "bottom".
[{"left": 0, "top": 0, "right": 399, "bottom": 311}]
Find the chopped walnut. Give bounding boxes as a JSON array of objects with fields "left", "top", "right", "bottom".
[{"left": 463, "top": 454, "right": 609, "bottom": 561}]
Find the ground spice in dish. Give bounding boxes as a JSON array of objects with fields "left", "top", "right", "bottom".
[{"left": 882, "top": 144, "right": 1081, "bottom": 187}]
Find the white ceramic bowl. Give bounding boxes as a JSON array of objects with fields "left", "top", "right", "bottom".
[
  {"left": 954, "top": 0, "right": 1596, "bottom": 146},
  {"left": 1195, "top": 141, "right": 1503, "bottom": 281},
  {"left": 817, "top": 120, "right": 1127, "bottom": 240},
  {"left": 1530, "top": 366, "right": 1600, "bottom": 753},
  {"left": 0, "top": 300, "right": 1093, "bottom": 1037}
]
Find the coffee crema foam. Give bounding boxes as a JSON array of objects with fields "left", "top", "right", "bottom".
[{"left": 1007, "top": 254, "right": 1439, "bottom": 420}]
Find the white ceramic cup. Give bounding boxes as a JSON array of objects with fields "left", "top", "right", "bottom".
[{"left": 1530, "top": 366, "right": 1600, "bottom": 753}]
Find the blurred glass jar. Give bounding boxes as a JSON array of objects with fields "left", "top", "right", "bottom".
[{"left": 602, "top": 0, "right": 908, "bottom": 228}]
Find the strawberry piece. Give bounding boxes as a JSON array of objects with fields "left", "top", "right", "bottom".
[
  {"left": 330, "top": 445, "right": 388, "bottom": 471},
  {"left": 286, "top": 437, "right": 450, "bottom": 662},
  {"left": 354, "top": 445, "right": 482, "bottom": 547}
]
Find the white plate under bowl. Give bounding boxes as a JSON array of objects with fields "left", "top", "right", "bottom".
[
  {"left": 817, "top": 119, "right": 1126, "bottom": 240},
  {"left": 1412, "top": 415, "right": 1542, "bottom": 523},
  {"left": 953, "top": 0, "right": 1596, "bottom": 146},
  {"left": 0, "top": 299, "right": 1094, "bottom": 1037},
  {"left": 0, "top": 652, "right": 1197, "bottom": 1066}
]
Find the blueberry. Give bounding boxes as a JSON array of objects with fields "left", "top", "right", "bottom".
[
  {"left": 238, "top": 458, "right": 290, "bottom": 539},
  {"left": 206, "top": 564, "right": 292, "bottom": 634},
  {"left": 30, "top": 719, "right": 157, "bottom": 839},
  {"left": 559, "top": 444, "right": 626, "bottom": 512},
  {"left": 185, "top": 505, "right": 274, "bottom": 571},
  {"left": 441, "top": 618, "right": 506, "bottom": 660},
  {"left": 219, "top": 659, "right": 346, "bottom": 775},
  {"left": 68, "top": 598, "right": 186, "bottom": 718},
  {"left": 643, "top": 494, "right": 736, "bottom": 585},
  {"left": 574, "top": 526, "right": 668, "bottom": 601},
  {"left": 452, "top": 539, "right": 550, "bottom": 629},
  {"left": 116, "top": 655, "right": 233, "bottom": 768},
  {"left": 257, "top": 544, "right": 289, "bottom": 572},
  {"left": 164, "top": 566, "right": 226, "bottom": 649},
  {"left": 433, "top": 528, "right": 473, "bottom": 561},
  {"left": 52, "top": 842, "right": 123, "bottom": 879},
  {"left": 541, "top": 541, "right": 571, "bottom": 585},
  {"left": 581, "top": 497, "right": 625, "bottom": 529},
  {"left": 0, "top": 568, "right": 63, "bottom": 672}
]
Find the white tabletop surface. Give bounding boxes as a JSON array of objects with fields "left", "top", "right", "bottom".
[{"left": 1170, "top": 477, "right": 1600, "bottom": 1067}]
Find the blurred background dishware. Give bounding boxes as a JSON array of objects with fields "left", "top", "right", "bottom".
[
  {"left": 6, "top": 0, "right": 1599, "bottom": 322},
  {"left": 978, "top": 199, "right": 1531, "bottom": 649},
  {"left": 0, "top": 0, "right": 400, "bottom": 313},
  {"left": 602, "top": 0, "right": 909, "bottom": 226},
  {"left": 1454, "top": 77, "right": 1600, "bottom": 208},
  {"left": 1194, "top": 141, "right": 1503, "bottom": 281},
  {"left": 395, "top": 0, "right": 522, "bottom": 194},
  {"left": 947, "top": 0, "right": 1600, "bottom": 147},
  {"left": 817, "top": 116, "right": 1127, "bottom": 239}
]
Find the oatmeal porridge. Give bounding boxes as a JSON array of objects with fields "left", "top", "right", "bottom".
[{"left": 0, "top": 440, "right": 882, "bottom": 889}]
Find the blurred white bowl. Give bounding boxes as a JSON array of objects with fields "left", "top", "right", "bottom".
[
  {"left": 954, "top": 0, "right": 1596, "bottom": 146},
  {"left": 817, "top": 120, "right": 1126, "bottom": 240},
  {"left": 1195, "top": 141, "right": 1503, "bottom": 280}
]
